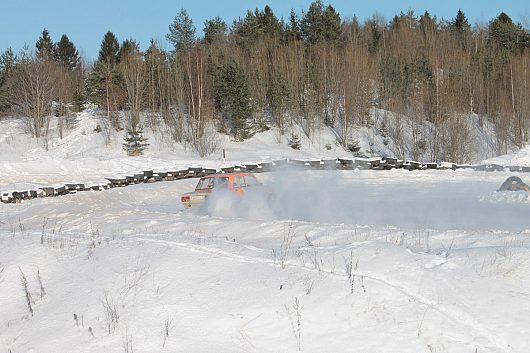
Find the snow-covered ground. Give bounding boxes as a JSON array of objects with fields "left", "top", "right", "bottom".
[{"left": 1, "top": 112, "right": 530, "bottom": 352}]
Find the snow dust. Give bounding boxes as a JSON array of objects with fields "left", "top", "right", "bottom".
[{"left": 203, "top": 169, "right": 530, "bottom": 232}]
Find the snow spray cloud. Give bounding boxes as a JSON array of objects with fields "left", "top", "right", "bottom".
[
  {"left": 203, "top": 167, "right": 530, "bottom": 232},
  {"left": 202, "top": 165, "right": 361, "bottom": 224}
]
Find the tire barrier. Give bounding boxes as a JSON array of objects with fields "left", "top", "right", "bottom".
[{"left": 1, "top": 157, "right": 528, "bottom": 204}]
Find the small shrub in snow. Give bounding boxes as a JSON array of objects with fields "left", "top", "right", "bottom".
[
  {"left": 347, "top": 140, "right": 361, "bottom": 154},
  {"left": 101, "top": 292, "right": 119, "bottom": 334},
  {"left": 122, "top": 329, "right": 134, "bottom": 353},
  {"left": 36, "top": 268, "right": 46, "bottom": 300},
  {"left": 343, "top": 250, "right": 357, "bottom": 294},
  {"left": 284, "top": 297, "right": 303, "bottom": 352},
  {"left": 272, "top": 223, "right": 296, "bottom": 268},
  {"left": 293, "top": 297, "right": 302, "bottom": 351},
  {"left": 288, "top": 133, "right": 301, "bottom": 150},
  {"left": 302, "top": 276, "right": 314, "bottom": 295},
  {"left": 325, "top": 142, "right": 332, "bottom": 150},
  {"left": 19, "top": 268, "right": 33, "bottom": 316},
  {"left": 161, "top": 317, "right": 174, "bottom": 348}
]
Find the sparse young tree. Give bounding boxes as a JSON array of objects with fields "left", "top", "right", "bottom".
[{"left": 6, "top": 53, "right": 58, "bottom": 142}]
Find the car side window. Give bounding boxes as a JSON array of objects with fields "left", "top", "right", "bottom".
[
  {"left": 244, "top": 175, "right": 259, "bottom": 187},
  {"left": 214, "top": 177, "right": 229, "bottom": 188},
  {"left": 234, "top": 176, "right": 246, "bottom": 188}
]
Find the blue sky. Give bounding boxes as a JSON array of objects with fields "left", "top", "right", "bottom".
[{"left": 2, "top": 0, "right": 529, "bottom": 61}]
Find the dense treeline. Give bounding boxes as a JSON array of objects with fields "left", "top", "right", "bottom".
[{"left": 0, "top": 1, "right": 529, "bottom": 161}]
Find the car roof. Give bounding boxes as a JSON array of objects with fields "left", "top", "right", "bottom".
[{"left": 203, "top": 172, "right": 256, "bottom": 178}]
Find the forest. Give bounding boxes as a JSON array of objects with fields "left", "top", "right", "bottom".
[{"left": 0, "top": 1, "right": 529, "bottom": 162}]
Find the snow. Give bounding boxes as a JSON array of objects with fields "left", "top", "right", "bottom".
[
  {"left": 1, "top": 111, "right": 530, "bottom": 352},
  {"left": 485, "top": 144, "right": 530, "bottom": 167}
]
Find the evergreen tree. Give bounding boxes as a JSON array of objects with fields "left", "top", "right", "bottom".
[
  {"left": 287, "top": 9, "right": 302, "bottom": 41},
  {"left": 55, "top": 34, "right": 80, "bottom": 70},
  {"left": 300, "top": 0, "right": 341, "bottom": 44},
  {"left": 118, "top": 39, "right": 140, "bottom": 63},
  {"left": 235, "top": 6, "right": 283, "bottom": 47},
  {"left": 419, "top": 11, "right": 437, "bottom": 36},
  {"left": 488, "top": 12, "right": 530, "bottom": 54},
  {"left": 166, "top": 8, "right": 196, "bottom": 52},
  {"left": 451, "top": 9, "right": 471, "bottom": 34},
  {"left": 258, "top": 5, "right": 283, "bottom": 36},
  {"left": 203, "top": 17, "right": 227, "bottom": 44},
  {"left": 288, "top": 132, "right": 301, "bottom": 150},
  {"left": 235, "top": 10, "right": 262, "bottom": 47},
  {"left": 0, "top": 48, "right": 16, "bottom": 112},
  {"left": 366, "top": 18, "right": 382, "bottom": 54},
  {"left": 98, "top": 31, "right": 120, "bottom": 65},
  {"left": 36, "top": 28, "right": 55, "bottom": 60},
  {"left": 87, "top": 31, "right": 124, "bottom": 132},
  {"left": 322, "top": 3, "right": 342, "bottom": 40},
  {"left": 391, "top": 10, "right": 418, "bottom": 30},
  {"left": 215, "top": 60, "right": 253, "bottom": 140},
  {"left": 267, "top": 73, "right": 290, "bottom": 134},
  {"left": 123, "top": 114, "right": 149, "bottom": 156}
]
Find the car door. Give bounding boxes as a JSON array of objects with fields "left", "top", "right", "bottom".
[{"left": 233, "top": 176, "right": 246, "bottom": 194}]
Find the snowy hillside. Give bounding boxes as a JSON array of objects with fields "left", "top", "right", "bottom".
[
  {"left": 0, "top": 107, "right": 515, "bottom": 187},
  {"left": 1, "top": 110, "right": 530, "bottom": 353}
]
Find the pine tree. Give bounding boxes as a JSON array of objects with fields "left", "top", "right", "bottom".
[
  {"left": 235, "top": 10, "right": 262, "bottom": 48},
  {"left": 167, "top": 8, "right": 196, "bottom": 52},
  {"left": 117, "top": 39, "right": 140, "bottom": 63},
  {"left": 123, "top": 114, "right": 149, "bottom": 156},
  {"left": 258, "top": 5, "right": 283, "bottom": 36},
  {"left": 287, "top": 9, "right": 302, "bottom": 40},
  {"left": 215, "top": 60, "right": 253, "bottom": 140},
  {"left": 288, "top": 132, "right": 301, "bottom": 149},
  {"left": 267, "top": 73, "right": 290, "bottom": 134},
  {"left": 87, "top": 31, "right": 123, "bottom": 133},
  {"left": 203, "top": 17, "right": 227, "bottom": 44},
  {"left": 55, "top": 34, "right": 80, "bottom": 70},
  {"left": 98, "top": 31, "right": 120, "bottom": 65},
  {"left": 300, "top": 0, "right": 341, "bottom": 44},
  {"left": 36, "top": 28, "right": 55, "bottom": 61},
  {"left": 451, "top": 9, "right": 470, "bottom": 34},
  {"left": 0, "top": 48, "right": 16, "bottom": 112},
  {"left": 488, "top": 12, "right": 530, "bottom": 54},
  {"left": 322, "top": 4, "right": 341, "bottom": 40}
]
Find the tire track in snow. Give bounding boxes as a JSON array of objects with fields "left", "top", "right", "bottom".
[
  {"left": 360, "top": 272, "right": 510, "bottom": 353},
  {"left": 130, "top": 234, "right": 511, "bottom": 353}
]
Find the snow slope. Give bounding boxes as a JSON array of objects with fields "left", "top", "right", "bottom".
[{"left": 1, "top": 111, "right": 530, "bottom": 352}]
